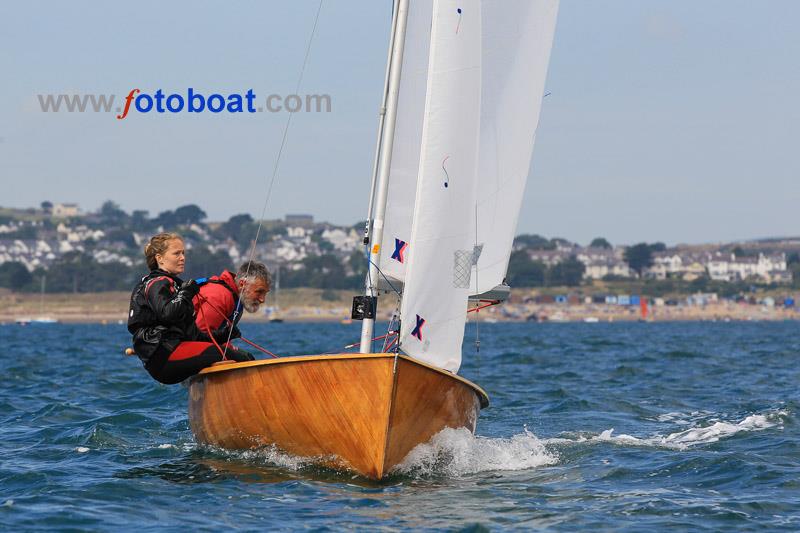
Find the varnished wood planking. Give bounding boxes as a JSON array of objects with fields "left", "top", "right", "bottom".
[
  {"left": 383, "top": 357, "right": 481, "bottom": 471},
  {"left": 188, "top": 353, "right": 488, "bottom": 479},
  {"left": 190, "top": 357, "right": 394, "bottom": 477}
]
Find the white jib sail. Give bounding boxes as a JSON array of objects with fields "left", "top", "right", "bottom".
[
  {"left": 473, "top": 0, "right": 559, "bottom": 295},
  {"left": 399, "top": 0, "right": 482, "bottom": 372},
  {"left": 377, "top": 1, "right": 433, "bottom": 287}
]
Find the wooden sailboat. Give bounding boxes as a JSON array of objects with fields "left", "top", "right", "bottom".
[
  {"left": 188, "top": 0, "right": 559, "bottom": 479},
  {"left": 189, "top": 354, "right": 488, "bottom": 478}
]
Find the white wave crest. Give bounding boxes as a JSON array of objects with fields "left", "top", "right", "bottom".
[
  {"left": 573, "top": 410, "right": 787, "bottom": 451},
  {"left": 394, "top": 427, "right": 558, "bottom": 477},
  {"left": 215, "top": 445, "right": 313, "bottom": 471}
]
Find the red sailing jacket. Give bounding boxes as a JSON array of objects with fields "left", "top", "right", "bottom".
[{"left": 193, "top": 270, "right": 242, "bottom": 333}]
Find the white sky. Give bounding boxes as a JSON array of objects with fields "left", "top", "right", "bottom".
[{"left": 1, "top": 0, "right": 798, "bottom": 246}]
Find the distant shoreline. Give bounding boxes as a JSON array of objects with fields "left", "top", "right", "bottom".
[{"left": 0, "top": 289, "right": 796, "bottom": 324}]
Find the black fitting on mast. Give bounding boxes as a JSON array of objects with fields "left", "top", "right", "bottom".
[{"left": 351, "top": 295, "right": 377, "bottom": 320}]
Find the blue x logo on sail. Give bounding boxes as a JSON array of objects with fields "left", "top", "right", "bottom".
[
  {"left": 391, "top": 238, "right": 408, "bottom": 263},
  {"left": 411, "top": 314, "right": 425, "bottom": 341}
]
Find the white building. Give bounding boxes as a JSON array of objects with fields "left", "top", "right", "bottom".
[
  {"left": 577, "top": 248, "right": 632, "bottom": 279},
  {"left": 321, "top": 228, "right": 359, "bottom": 252},
  {"left": 708, "top": 253, "right": 788, "bottom": 282},
  {"left": 52, "top": 203, "right": 80, "bottom": 217}
]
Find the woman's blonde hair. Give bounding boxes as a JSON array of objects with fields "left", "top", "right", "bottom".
[{"left": 144, "top": 232, "right": 183, "bottom": 270}]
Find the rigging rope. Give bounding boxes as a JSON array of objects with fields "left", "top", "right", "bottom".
[
  {"left": 198, "top": 302, "right": 228, "bottom": 360},
  {"left": 473, "top": 203, "right": 482, "bottom": 378},
  {"left": 367, "top": 259, "right": 402, "bottom": 298},
  {"left": 221, "top": 0, "right": 325, "bottom": 357},
  {"left": 197, "top": 292, "right": 279, "bottom": 358}
]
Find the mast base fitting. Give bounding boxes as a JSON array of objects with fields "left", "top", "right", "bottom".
[{"left": 351, "top": 296, "right": 378, "bottom": 320}]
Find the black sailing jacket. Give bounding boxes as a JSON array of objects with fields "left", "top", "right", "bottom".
[{"left": 127, "top": 269, "right": 206, "bottom": 367}]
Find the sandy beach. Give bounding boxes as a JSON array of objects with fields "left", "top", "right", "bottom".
[{"left": 1, "top": 288, "right": 796, "bottom": 324}]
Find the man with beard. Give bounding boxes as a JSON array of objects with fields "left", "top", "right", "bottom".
[{"left": 193, "top": 260, "right": 271, "bottom": 350}]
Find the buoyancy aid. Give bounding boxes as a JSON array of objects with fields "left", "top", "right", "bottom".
[
  {"left": 128, "top": 269, "right": 205, "bottom": 367},
  {"left": 194, "top": 270, "right": 242, "bottom": 332}
]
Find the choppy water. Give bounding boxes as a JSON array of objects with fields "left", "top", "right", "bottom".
[{"left": 1, "top": 321, "right": 798, "bottom": 530}]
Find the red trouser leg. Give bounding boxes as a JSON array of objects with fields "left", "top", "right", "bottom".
[{"left": 150, "top": 341, "right": 254, "bottom": 384}]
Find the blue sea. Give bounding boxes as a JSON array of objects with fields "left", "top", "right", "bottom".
[{"left": 1, "top": 321, "right": 798, "bottom": 531}]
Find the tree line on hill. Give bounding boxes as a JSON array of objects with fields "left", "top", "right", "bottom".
[
  {"left": 0, "top": 249, "right": 369, "bottom": 293},
  {"left": 2, "top": 202, "right": 798, "bottom": 293}
]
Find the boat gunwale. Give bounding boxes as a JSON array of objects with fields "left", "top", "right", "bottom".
[{"left": 190, "top": 352, "right": 489, "bottom": 408}]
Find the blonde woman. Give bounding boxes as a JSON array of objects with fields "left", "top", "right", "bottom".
[{"left": 127, "top": 232, "right": 253, "bottom": 384}]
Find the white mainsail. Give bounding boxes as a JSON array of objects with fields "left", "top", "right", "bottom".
[
  {"left": 473, "top": 0, "right": 559, "bottom": 295},
  {"left": 368, "top": 0, "right": 559, "bottom": 372},
  {"left": 398, "top": 0, "right": 482, "bottom": 371}
]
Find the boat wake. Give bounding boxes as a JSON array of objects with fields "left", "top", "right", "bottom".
[
  {"left": 197, "top": 409, "right": 787, "bottom": 479},
  {"left": 548, "top": 409, "right": 788, "bottom": 451},
  {"left": 212, "top": 445, "right": 313, "bottom": 472},
  {"left": 393, "top": 427, "right": 557, "bottom": 477}
]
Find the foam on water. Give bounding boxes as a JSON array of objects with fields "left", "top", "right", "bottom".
[
  {"left": 394, "top": 427, "right": 558, "bottom": 477},
  {"left": 198, "top": 429, "right": 557, "bottom": 478},
  {"left": 213, "top": 445, "right": 314, "bottom": 472},
  {"left": 186, "top": 409, "right": 787, "bottom": 479},
  {"left": 551, "top": 410, "right": 788, "bottom": 451},
  {"left": 654, "top": 410, "right": 713, "bottom": 425}
]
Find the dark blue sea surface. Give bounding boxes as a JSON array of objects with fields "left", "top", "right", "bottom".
[{"left": 1, "top": 321, "right": 798, "bottom": 531}]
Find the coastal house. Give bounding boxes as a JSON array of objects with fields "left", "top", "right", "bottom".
[
  {"left": 321, "top": 228, "right": 359, "bottom": 252},
  {"left": 581, "top": 258, "right": 632, "bottom": 279},
  {"left": 52, "top": 203, "right": 80, "bottom": 217},
  {"left": 680, "top": 261, "right": 707, "bottom": 281},
  {"left": 646, "top": 253, "right": 684, "bottom": 280},
  {"left": 708, "top": 253, "right": 788, "bottom": 282},
  {"left": 285, "top": 214, "right": 314, "bottom": 227},
  {"left": 0, "top": 239, "right": 58, "bottom": 271},
  {"left": 264, "top": 237, "right": 309, "bottom": 264},
  {"left": 287, "top": 226, "right": 310, "bottom": 239},
  {"left": 645, "top": 252, "right": 710, "bottom": 281},
  {"left": 57, "top": 223, "right": 104, "bottom": 243},
  {"left": 527, "top": 249, "right": 568, "bottom": 266},
  {"left": 575, "top": 248, "right": 631, "bottom": 279}
]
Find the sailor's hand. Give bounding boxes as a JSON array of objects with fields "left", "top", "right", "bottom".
[
  {"left": 212, "top": 323, "right": 241, "bottom": 341},
  {"left": 178, "top": 279, "right": 201, "bottom": 299}
]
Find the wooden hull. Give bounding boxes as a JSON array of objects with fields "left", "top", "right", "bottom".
[{"left": 188, "top": 353, "right": 489, "bottom": 479}]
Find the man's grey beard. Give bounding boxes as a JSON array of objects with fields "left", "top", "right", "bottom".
[{"left": 243, "top": 300, "right": 261, "bottom": 313}]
